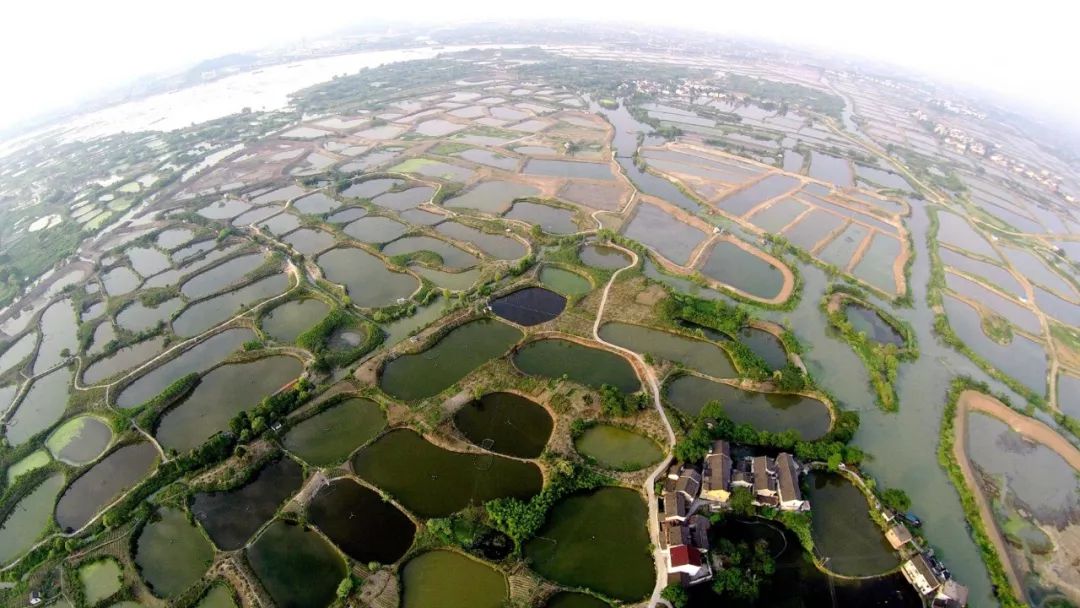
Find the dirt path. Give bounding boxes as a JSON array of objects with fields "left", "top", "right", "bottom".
[
  {"left": 951, "top": 389, "right": 1080, "bottom": 600},
  {"left": 590, "top": 242, "right": 675, "bottom": 608}
]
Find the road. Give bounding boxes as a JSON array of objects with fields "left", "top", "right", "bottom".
[{"left": 591, "top": 242, "right": 676, "bottom": 608}]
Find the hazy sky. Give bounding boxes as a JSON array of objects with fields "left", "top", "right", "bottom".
[{"left": 2, "top": 0, "right": 1077, "bottom": 130}]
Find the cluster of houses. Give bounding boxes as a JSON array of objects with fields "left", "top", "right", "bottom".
[
  {"left": 658, "top": 440, "right": 810, "bottom": 586},
  {"left": 888, "top": 522, "right": 970, "bottom": 607},
  {"left": 657, "top": 439, "right": 970, "bottom": 607}
]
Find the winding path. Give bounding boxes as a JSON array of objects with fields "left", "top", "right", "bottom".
[{"left": 590, "top": 242, "right": 676, "bottom": 608}]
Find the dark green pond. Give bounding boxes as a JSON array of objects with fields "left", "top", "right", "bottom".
[
  {"left": 351, "top": 428, "right": 542, "bottom": 518},
  {"left": 401, "top": 549, "right": 508, "bottom": 608},
  {"left": 600, "top": 322, "right": 736, "bottom": 378},
  {"left": 574, "top": 424, "right": 663, "bottom": 471},
  {"left": 380, "top": 319, "right": 522, "bottom": 401},
  {"left": 806, "top": 471, "right": 899, "bottom": 576},
  {"left": 246, "top": 520, "right": 346, "bottom": 608},
  {"left": 192, "top": 457, "right": 303, "bottom": 550},
  {"left": 54, "top": 442, "right": 159, "bottom": 532},
  {"left": 115, "top": 328, "right": 254, "bottom": 408},
  {"left": 490, "top": 287, "right": 566, "bottom": 326},
  {"left": 261, "top": 298, "right": 330, "bottom": 343},
  {"left": 453, "top": 392, "right": 552, "bottom": 458},
  {"left": 308, "top": 478, "right": 415, "bottom": 564},
  {"left": 539, "top": 265, "right": 592, "bottom": 296},
  {"left": 155, "top": 356, "right": 303, "bottom": 453},
  {"left": 665, "top": 374, "right": 831, "bottom": 439},
  {"left": 579, "top": 244, "right": 630, "bottom": 270},
  {"left": 195, "top": 585, "right": 237, "bottom": 608},
  {"left": 134, "top": 507, "right": 213, "bottom": 598},
  {"left": 513, "top": 339, "right": 640, "bottom": 392},
  {"left": 283, "top": 398, "right": 386, "bottom": 466},
  {"left": 524, "top": 487, "right": 653, "bottom": 601}
]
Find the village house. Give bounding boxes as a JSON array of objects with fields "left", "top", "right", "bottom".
[
  {"left": 662, "top": 491, "right": 688, "bottom": 523},
  {"left": 701, "top": 440, "right": 732, "bottom": 506},
  {"left": 885, "top": 523, "right": 913, "bottom": 551},
  {"left": 933, "top": 579, "right": 970, "bottom": 608},
  {"left": 901, "top": 554, "right": 941, "bottom": 596}
]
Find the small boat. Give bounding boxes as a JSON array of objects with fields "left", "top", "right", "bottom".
[{"left": 900, "top": 512, "right": 922, "bottom": 527}]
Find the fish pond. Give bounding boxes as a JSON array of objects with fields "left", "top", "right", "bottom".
[
  {"left": 351, "top": 428, "right": 542, "bottom": 518},
  {"left": 46, "top": 415, "right": 112, "bottom": 465},
  {"left": 192, "top": 457, "right": 304, "bottom": 550},
  {"left": 317, "top": 247, "right": 419, "bottom": 308},
  {"left": 308, "top": 478, "right": 415, "bottom": 564},
  {"left": 621, "top": 203, "right": 707, "bottom": 265},
  {"left": 156, "top": 355, "right": 302, "bottom": 453},
  {"left": 434, "top": 221, "right": 526, "bottom": 260},
  {"left": 283, "top": 398, "right": 386, "bottom": 466},
  {"left": 600, "top": 322, "right": 736, "bottom": 378},
  {"left": 0, "top": 474, "right": 65, "bottom": 565},
  {"left": 524, "top": 487, "right": 653, "bottom": 601},
  {"left": 579, "top": 244, "right": 630, "bottom": 270},
  {"left": 246, "top": 520, "right": 346, "bottom": 608},
  {"left": 401, "top": 550, "right": 507, "bottom": 608},
  {"left": 115, "top": 328, "right": 253, "bottom": 408},
  {"left": 699, "top": 241, "right": 785, "bottom": 300},
  {"left": 172, "top": 274, "right": 290, "bottom": 337},
  {"left": 665, "top": 374, "right": 831, "bottom": 439},
  {"left": 539, "top": 265, "right": 592, "bottom": 296},
  {"left": 261, "top": 298, "right": 330, "bottom": 343},
  {"left": 134, "top": 507, "right": 213, "bottom": 597},
  {"left": 453, "top": 392, "right": 552, "bottom": 458},
  {"left": 490, "top": 287, "right": 566, "bottom": 326},
  {"left": 379, "top": 319, "right": 522, "bottom": 401},
  {"left": 843, "top": 303, "right": 905, "bottom": 347},
  {"left": 514, "top": 339, "right": 640, "bottom": 392},
  {"left": 55, "top": 442, "right": 159, "bottom": 532},
  {"left": 806, "top": 471, "right": 899, "bottom": 576},
  {"left": 574, "top": 424, "right": 663, "bottom": 470},
  {"left": 505, "top": 202, "right": 577, "bottom": 234}
]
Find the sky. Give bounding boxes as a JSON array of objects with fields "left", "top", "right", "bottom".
[{"left": 2, "top": 0, "right": 1078, "bottom": 131}]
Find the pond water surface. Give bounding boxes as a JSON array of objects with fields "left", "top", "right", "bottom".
[
  {"left": 246, "top": 520, "right": 346, "bottom": 608},
  {"left": 308, "top": 478, "right": 415, "bottom": 564},
  {"left": 600, "top": 322, "right": 736, "bottom": 378},
  {"left": 283, "top": 398, "right": 386, "bottom": 466},
  {"left": 665, "top": 374, "right": 831, "bottom": 439},
  {"left": 401, "top": 549, "right": 507, "bottom": 608},
  {"left": 380, "top": 319, "right": 522, "bottom": 400},
  {"left": 490, "top": 287, "right": 566, "bottom": 326},
  {"left": 453, "top": 392, "right": 552, "bottom": 458},
  {"left": 46, "top": 415, "right": 112, "bottom": 465},
  {"left": 806, "top": 471, "right": 899, "bottom": 576},
  {"left": 699, "top": 241, "right": 785, "bottom": 300},
  {"left": 575, "top": 424, "right": 663, "bottom": 470},
  {"left": 539, "top": 265, "right": 592, "bottom": 296},
  {"left": 55, "top": 442, "right": 159, "bottom": 532},
  {"left": 192, "top": 457, "right": 303, "bottom": 550},
  {"left": 261, "top": 299, "right": 330, "bottom": 343},
  {"left": 0, "top": 473, "right": 65, "bottom": 565},
  {"left": 156, "top": 356, "right": 302, "bottom": 453},
  {"left": 514, "top": 339, "right": 640, "bottom": 392},
  {"left": 351, "top": 428, "right": 542, "bottom": 518},
  {"left": 317, "top": 247, "right": 419, "bottom": 308},
  {"left": 134, "top": 507, "right": 213, "bottom": 598},
  {"left": 524, "top": 487, "right": 653, "bottom": 601}
]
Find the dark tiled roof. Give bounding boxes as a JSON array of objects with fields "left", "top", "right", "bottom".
[{"left": 776, "top": 453, "right": 801, "bottom": 502}]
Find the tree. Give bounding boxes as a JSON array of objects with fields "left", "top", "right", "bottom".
[
  {"left": 711, "top": 538, "right": 775, "bottom": 601},
  {"left": 336, "top": 576, "right": 354, "bottom": 599},
  {"left": 729, "top": 487, "right": 755, "bottom": 517},
  {"left": 880, "top": 488, "right": 911, "bottom": 513},
  {"left": 661, "top": 584, "right": 689, "bottom": 608}
]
